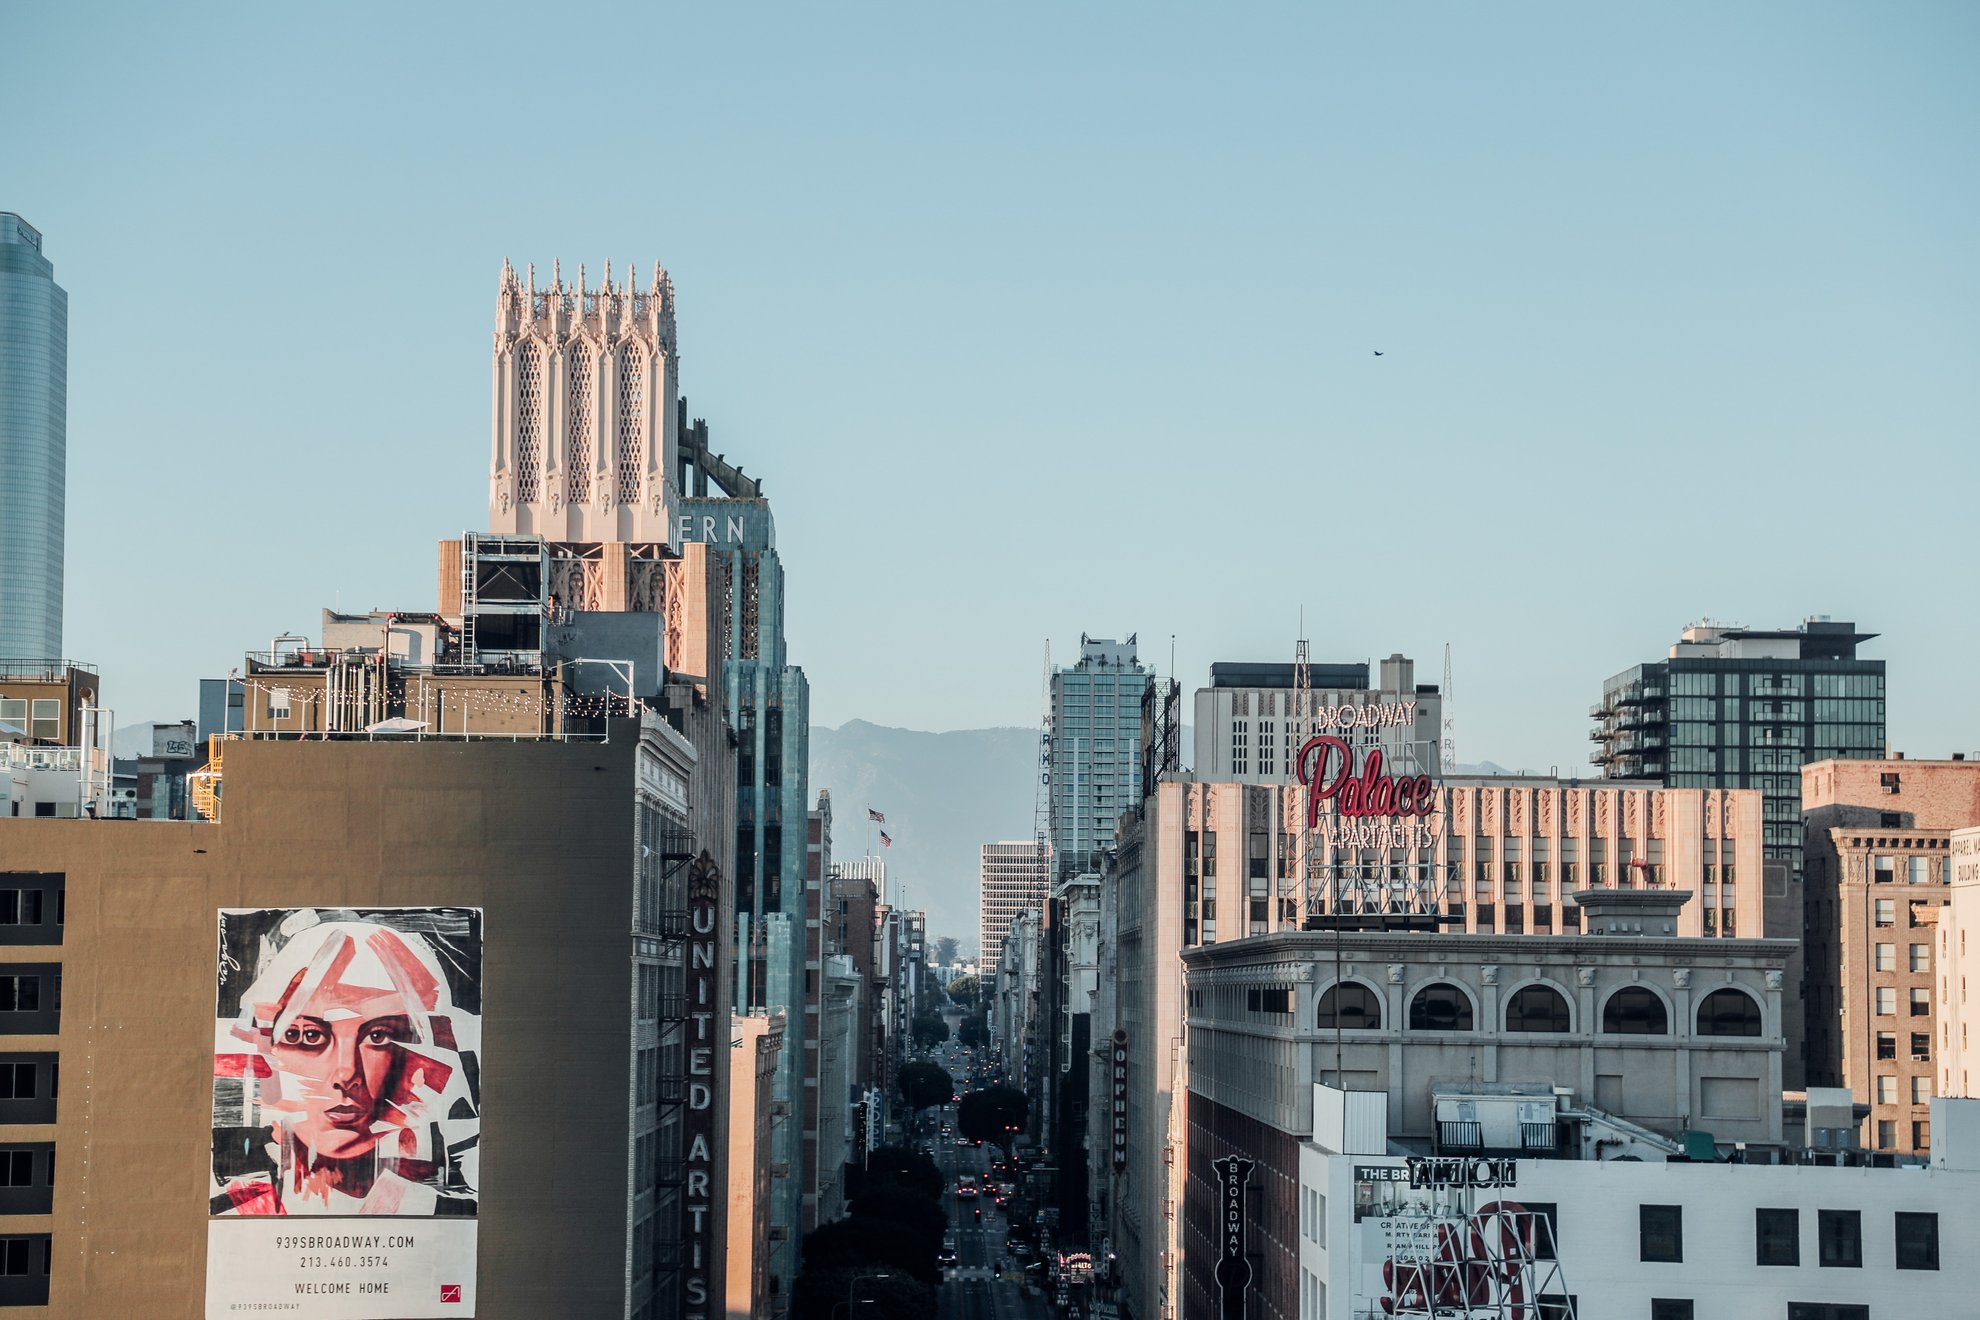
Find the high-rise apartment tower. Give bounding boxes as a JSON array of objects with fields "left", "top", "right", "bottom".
[
  {"left": 1047, "top": 635, "right": 1152, "bottom": 880},
  {"left": 1593, "top": 618, "right": 1885, "bottom": 881},
  {"left": 0, "top": 214, "right": 66, "bottom": 658}
]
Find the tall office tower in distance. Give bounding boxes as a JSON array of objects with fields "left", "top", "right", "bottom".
[
  {"left": 1048, "top": 635, "right": 1152, "bottom": 881},
  {"left": 1593, "top": 618, "right": 1885, "bottom": 882},
  {"left": 980, "top": 839, "right": 1051, "bottom": 972},
  {"left": 0, "top": 214, "right": 66, "bottom": 658},
  {"left": 1193, "top": 652, "right": 1441, "bottom": 783}
]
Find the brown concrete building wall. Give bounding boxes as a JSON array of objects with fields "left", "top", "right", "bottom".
[
  {"left": 0, "top": 665, "right": 98, "bottom": 746},
  {"left": 829, "top": 871, "right": 878, "bottom": 1099},
  {"left": 0, "top": 734, "right": 659, "bottom": 1318},
  {"left": 1181, "top": 1091, "right": 1297, "bottom": 1320},
  {"left": 1810, "top": 827, "right": 1950, "bottom": 1155},
  {"left": 1804, "top": 758, "right": 1980, "bottom": 834}
]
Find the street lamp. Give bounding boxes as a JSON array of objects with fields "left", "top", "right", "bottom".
[{"left": 834, "top": 1271, "right": 892, "bottom": 1320}]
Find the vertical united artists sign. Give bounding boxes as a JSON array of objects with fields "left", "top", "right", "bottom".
[
  {"left": 1211, "top": 1155, "right": 1255, "bottom": 1320},
  {"left": 681, "top": 875, "right": 720, "bottom": 1317}
]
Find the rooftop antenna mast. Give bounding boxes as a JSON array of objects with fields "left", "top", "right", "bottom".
[
  {"left": 1034, "top": 640, "right": 1053, "bottom": 876},
  {"left": 1442, "top": 642, "right": 1456, "bottom": 774},
  {"left": 1294, "top": 620, "right": 1319, "bottom": 917}
]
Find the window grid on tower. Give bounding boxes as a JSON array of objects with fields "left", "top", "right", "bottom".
[
  {"left": 567, "top": 342, "right": 593, "bottom": 503},
  {"left": 616, "top": 340, "right": 645, "bottom": 504},
  {"left": 516, "top": 340, "right": 544, "bottom": 503}
]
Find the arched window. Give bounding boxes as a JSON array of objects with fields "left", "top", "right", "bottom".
[
  {"left": 1601, "top": 987, "right": 1669, "bottom": 1035},
  {"left": 1505, "top": 984, "right": 1571, "bottom": 1033},
  {"left": 616, "top": 340, "right": 645, "bottom": 504},
  {"left": 1697, "top": 988, "right": 1763, "bottom": 1037},
  {"left": 1409, "top": 983, "right": 1474, "bottom": 1031},
  {"left": 1318, "top": 982, "right": 1383, "bottom": 1031},
  {"left": 516, "top": 339, "right": 545, "bottom": 503},
  {"left": 566, "top": 341, "right": 593, "bottom": 504}
]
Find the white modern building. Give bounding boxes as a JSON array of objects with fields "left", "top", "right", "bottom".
[
  {"left": 981, "top": 838, "right": 1050, "bottom": 972},
  {"left": 1296, "top": 1087, "right": 1974, "bottom": 1320},
  {"left": 814, "top": 952, "right": 861, "bottom": 1227},
  {"left": 1193, "top": 654, "right": 1440, "bottom": 786}
]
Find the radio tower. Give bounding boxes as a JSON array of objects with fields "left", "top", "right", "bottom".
[
  {"left": 1442, "top": 642, "right": 1457, "bottom": 774},
  {"left": 1034, "top": 640, "right": 1053, "bottom": 874},
  {"left": 1295, "top": 630, "right": 1314, "bottom": 919}
]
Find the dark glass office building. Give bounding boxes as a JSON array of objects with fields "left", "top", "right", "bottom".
[{"left": 1592, "top": 618, "right": 1885, "bottom": 880}]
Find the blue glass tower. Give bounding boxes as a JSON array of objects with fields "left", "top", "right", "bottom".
[{"left": 0, "top": 215, "right": 65, "bottom": 659}]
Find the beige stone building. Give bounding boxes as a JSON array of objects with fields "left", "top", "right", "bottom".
[
  {"left": 1180, "top": 888, "right": 1791, "bottom": 1319},
  {"left": 1940, "top": 827, "right": 1980, "bottom": 1102},
  {"left": 1803, "top": 756, "right": 1980, "bottom": 1156},
  {"left": 1101, "top": 774, "right": 1765, "bottom": 1320},
  {"left": 726, "top": 1010, "right": 783, "bottom": 1320}
]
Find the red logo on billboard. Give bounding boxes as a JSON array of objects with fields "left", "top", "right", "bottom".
[
  {"left": 1296, "top": 736, "right": 1434, "bottom": 829},
  {"left": 440, "top": 1284, "right": 462, "bottom": 1303}
]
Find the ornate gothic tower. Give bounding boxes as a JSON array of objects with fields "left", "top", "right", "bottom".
[{"left": 488, "top": 258, "right": 679, "bottom": 545}]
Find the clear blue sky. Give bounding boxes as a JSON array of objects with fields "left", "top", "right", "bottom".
[{"left": 7, "top": 2, "right": 1977, "bottom": 772}]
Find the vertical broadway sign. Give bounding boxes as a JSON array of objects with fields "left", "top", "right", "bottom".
[
  {"left": 681, "top": 874, "right": 720, "bottom": 1318},
  {"left": 1211, "top": 1155, "right": 1255, "bottom": 1320}
]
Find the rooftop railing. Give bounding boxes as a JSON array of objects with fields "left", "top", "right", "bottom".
[
  {"left": 0, "top": 660, "right": 97, "bottom": 681},
  {"left": 2, "top": 745, "right": 83, "bottom": 772}
]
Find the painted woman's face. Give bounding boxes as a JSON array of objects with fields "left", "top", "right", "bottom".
[{"left": 269, "top": 951, "right": 417, "bottom": 1160}]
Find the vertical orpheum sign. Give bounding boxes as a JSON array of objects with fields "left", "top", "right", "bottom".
[
  {"left": 1111, "top": 1031, "right": 1129, "bottom": 1171},
  {"left": 681, "top": 868, "right": 720, "bottom": 1318},
  {"left": 1211, "top": 1155, "right": 1255, "bottom": 1320},
  {"left": 207, "top": 908, "right": 482, "bottom": 1319},
  {"left": 1294, "top": 706, "right": 1447, "bottom": 920}
]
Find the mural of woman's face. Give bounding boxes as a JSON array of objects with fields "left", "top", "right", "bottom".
[{"left": 269, "top": 943, "right": 419, "bottom": 1161}]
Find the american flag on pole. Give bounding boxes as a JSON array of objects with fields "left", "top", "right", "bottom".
[
  {"left": 867, "top": 808, "right": 887, "bottom": 824},
  {"left": 879, "top": 831, "right": 893, "bottom": 849}
]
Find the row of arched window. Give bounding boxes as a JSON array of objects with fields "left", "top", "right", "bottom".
[
  {"left": 511, "top": 337, "right": 649, "bottom": 506},
  {"left": 1317, "top": 980, "right": 1764, "bottom": 1037}
]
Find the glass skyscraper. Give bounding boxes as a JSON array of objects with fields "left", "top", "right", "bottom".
[
  {"left": 0, "top": 214, "right": 66, "bottom": 659},
  {"left": 1048, "top": 635, "right": 1152, "bottom": 881},
  {"left": 1593, "top": 618, "right": 1885, "bottom": 879}
]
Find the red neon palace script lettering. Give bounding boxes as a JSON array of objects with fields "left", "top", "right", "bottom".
[{"left": 1295, "top": 736, "right": 1435, "bottom": 831}]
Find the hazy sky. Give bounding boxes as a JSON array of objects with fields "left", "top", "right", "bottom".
[{"left": 7, "top": 3, "right": 1977, "bottom": 772}]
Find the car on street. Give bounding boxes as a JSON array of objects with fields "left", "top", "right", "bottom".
[{"left": 937, "top": 1242, "right": 958, "bottom": 1267}]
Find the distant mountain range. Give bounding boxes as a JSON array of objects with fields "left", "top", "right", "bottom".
[{"left": 807, "top": 721, "right": 1038, "bottom": 959}]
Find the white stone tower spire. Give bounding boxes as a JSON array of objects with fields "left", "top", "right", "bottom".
[{"left": 488, "top": 257, "right": 680, "bottom": 545}]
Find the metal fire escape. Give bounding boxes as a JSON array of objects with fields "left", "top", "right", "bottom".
[{"left": 645, "top": 815, "right": 699, "bottom": 1293}]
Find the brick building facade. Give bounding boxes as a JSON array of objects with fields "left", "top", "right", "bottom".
[{"left": 1803, "top": 756, "right": 1980, "bottom": 1156}]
